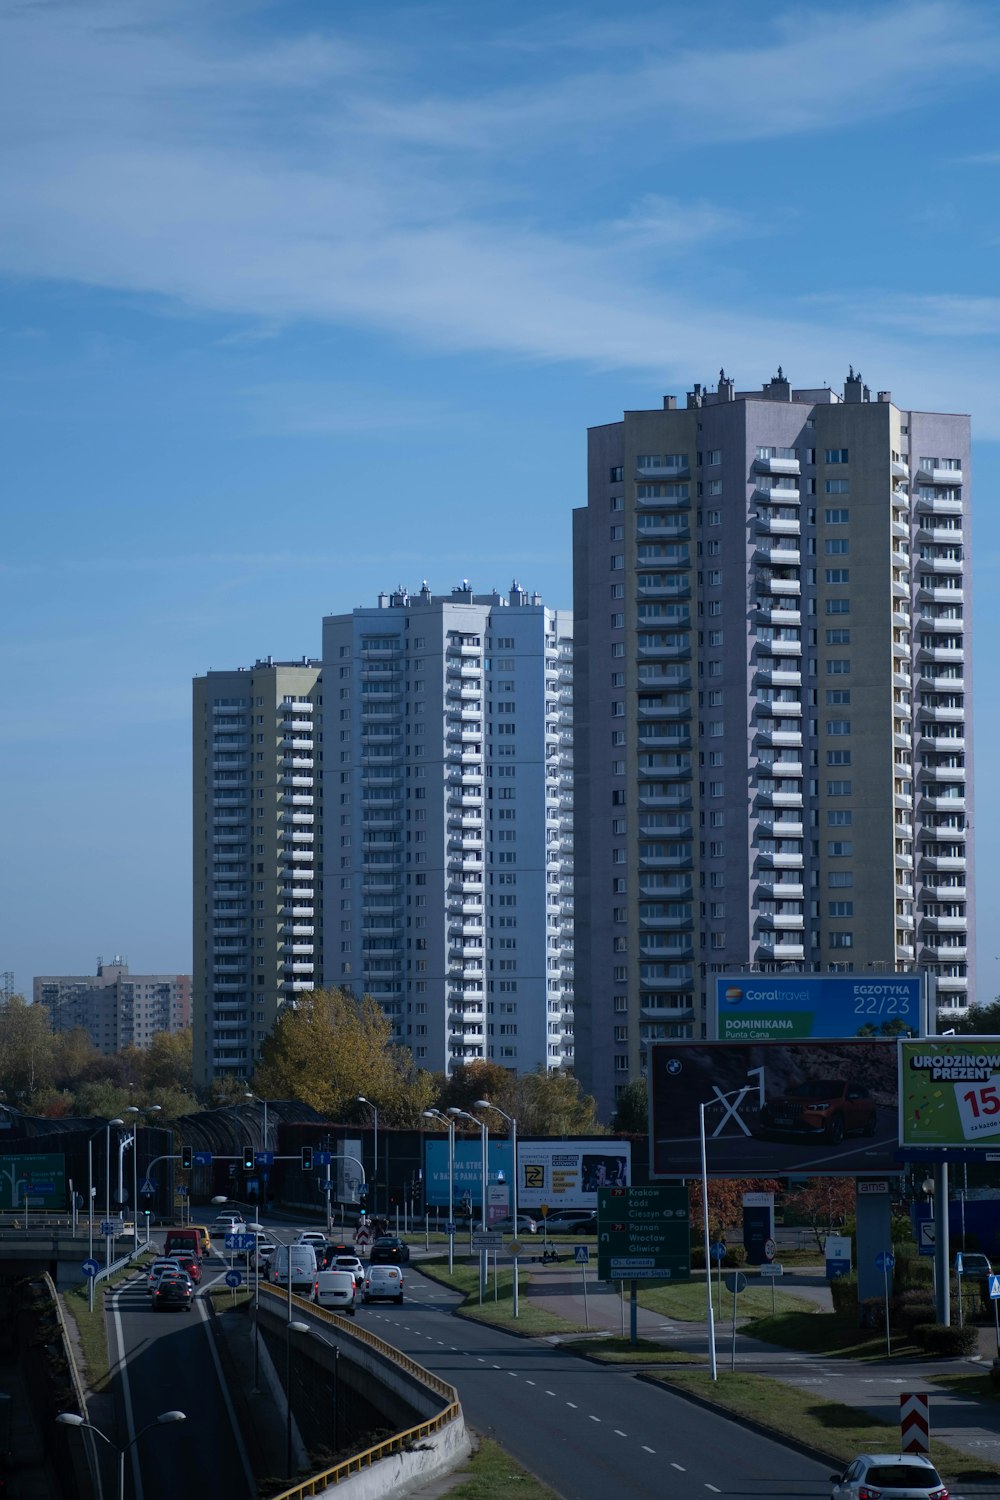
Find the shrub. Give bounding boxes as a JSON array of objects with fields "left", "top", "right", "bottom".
[
  {"left": 860, "top": 1296, "right": 886, "bottom": 1329},
  {"left": 829, "top": 1275, "right": 858, "bottom": 1316},
  {"left": 725, "top": 1244, "right": 747, "bottom": 1267},
  {"left": 912, "top": 1322, "right": 979, "bottom": 1356},
  {"left": 893, "top": 1290, "right": 935, "bottom": 1329}
]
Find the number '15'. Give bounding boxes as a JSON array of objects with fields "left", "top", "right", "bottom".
[{"left": 963, "top": 1086, "right": 1000, "bottom": 1117}]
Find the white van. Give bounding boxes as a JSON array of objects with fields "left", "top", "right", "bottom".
[
  {"left": 362, "top": 1265, "right": 404, "bottom": 1305},
  {"left": 313, "top": 1270, "right": 357, "bottom": 1314},
  {"left": 270, "top": 1243, "right": 317, "bottom": 1294}
]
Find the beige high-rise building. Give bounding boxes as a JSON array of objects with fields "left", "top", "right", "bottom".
[
  {"left": 192, "top": 658, "right": 322, "bottom": 1086},
  {"left": 574, "top": 369, "right": 974, "bottom": 1117},
  {"left": 34, "top": 959, "right": 191, "bottom": 1055}
]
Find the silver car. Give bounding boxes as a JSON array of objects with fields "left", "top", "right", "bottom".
[{"left": 831, "top": 1454, "right": 948, "bottom": 1500}]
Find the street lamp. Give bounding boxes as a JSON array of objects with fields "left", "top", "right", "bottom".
[
  {"left": 56, "top": 1409, "right": 185, "bottom": 1500},
  {"left": 286, "top": 1320, "right": 312, "bottom": 1478},
  {"left": 86, "top": 1119, "right": 124, "bottom": 1267},
  {"left": 356, "top": 1097, "right": 378, "bottom": 1215},
  {"left": 475, "top": 1100, "right": 519, "bottom": 1317},
  {"left": 289, "top": 1322, "right": 341, "bottom": 1451},
  {"left": 449, "top": 1108, "right": 488, "bottom": 1300},
  {"left": 124, "top": 1105, "right": 162, "bottom": 1248},
  {"left": 423, "top": 1109, "right": 456, "bottom": 1274},
  {"left": 698, "top": 1086, "right": 753, "bottom": 1382}
]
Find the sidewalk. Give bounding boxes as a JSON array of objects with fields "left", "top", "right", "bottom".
[{"left": 523, "top": 1262, "right": 1000, "bottom": 1474}]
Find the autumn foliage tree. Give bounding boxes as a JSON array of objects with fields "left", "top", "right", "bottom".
[
  {"left": 687, "top": 1178, "right": 781, "bottom": 1239},
  {"left": 252, "top": 986, "right": 436, "bottom": 1125},
  {"left": 784, "top": 1177, "right": 856, "bottom": 1251}
]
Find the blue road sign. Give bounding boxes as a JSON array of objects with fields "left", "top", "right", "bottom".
[
  {"left": 256, "top": 1151, "right": 274, "bottom": 1166},
  {"left": 315, "top": 1151, "right": 332, "bottom": 1166},
  {"left": 225, "top": 1233, "right": 255, "bottom": 1251},
  {"left": 990, "top": 1274, "right": 1000, "bottom": 1301},
  {"left": 193, "top": 1151, "right": 213, "bottom": 1166},
  {"left": 99, "top": 1220, "right": 115, "bottom": 1236},
  {"left": 444, "top": 1221, "right": 457, "bottom": 1235},
  {"left": 81, "top": 1259, "right": 100, "bottom": 1278},
  {"left": 225, "top": 1270, "right": 242, "bottom": 1288},
  {"left": 139, "top": 1178, "right": 156, "bottom": 1194},
  {"left": 710, "top": 1241, "right": 727, "bottom": 1262},
  {"left": 876, "top": 1251, "right": 895, "bottom": 1272},
  {"left": 321, "top": 1179, "right": 333, "bottom": 1192},
  {"left": 574, "top": 1245, "right": 590, "bottom": 1265}
]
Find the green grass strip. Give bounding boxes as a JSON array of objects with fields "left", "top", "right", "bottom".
[{"left": 446, "top": 1436, "right": 562, "bottom": 1500}]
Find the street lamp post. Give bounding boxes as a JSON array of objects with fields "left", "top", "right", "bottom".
[
  {"left": 450, "top": 1108, "right": 488, "bottom": 1300},
  {"left": 244, "top": 1091, "right": 270, "bottom": 1213},
  {"left": 423, "top": 1110, "right": 456, "bottom": 1274},
  {"left": 86, "top": 1119, "right": 123, "bottom": 1267},
  {"left": 124, "top": 1105, "right": 162, "bottom": 1249},
  {"left": 699, "top": 1101, "right": 718, "bottom": 1381},
  {"left": 475, "top": 1099, "right": 519, "bottom": 1318},
  {"left": 56, "top": 1409, "right": 185, "bottom": 1500},
  {"left": 356, "top": 1097, "right": 378, "bottom": 1216}
]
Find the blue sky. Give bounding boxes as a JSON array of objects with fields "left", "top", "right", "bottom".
[{"left": 3, "top": 0, "right": 1000, "bottom": 1001}]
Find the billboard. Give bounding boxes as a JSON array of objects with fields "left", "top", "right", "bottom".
[
  {"left": 516, "top": 1141, "right": 631, "bottom": 1212},
  {"left": 899, "top": 1039, "right": 1000, "bottom": 1151},
  {"left": 713, "top": 974, "right": 922, "bottom": 1042},
  {"left": 423, "top": 1140, "right": 514, "bottom": 1209},
  {"left": 649, "top": 1040, "right": 898, "bottom": 1177},
  {"left": 0, "top": 1153, "right": 66, "bottom": 1210}
]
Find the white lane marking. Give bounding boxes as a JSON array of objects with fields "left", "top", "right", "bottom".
[
  {"left": 566, "top": 1401, "right": 577, "bottom": 1409},
  {"left": 193, "top": 1292, "right": 258, "bottom": 1494},
  {"left": 706, "top": 1487, "right": 721, "bottom": 1494},
  {"left": 109, "top": 1286, "right": 142, "bottom": 1498},
  {"left": 671, "top": 1462, "right": 685, "bottom": 1471},
  {"left": 477, "top": 1357, "right": 485, "bottom": 1362},
  {"left": 614, "top": 1430, "right": 627, "bottom": 1437},
  {"left": 508, "top": 1371, "right": 517, "bottom": 1378},
  {"left": 525, "top": 1380, "right": 536, "bottom": 1386},
  {"left": 588, "top": 1415, "right": 600, "bottom": 1423},
  {"left": 546, "top": 1390, "right": 556, "bottom": 1397},
  {"left": 642, "top": 1446, "right": 656, "bottom": 1455}
]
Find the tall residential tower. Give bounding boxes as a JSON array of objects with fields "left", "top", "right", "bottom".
[
  {"left": 323, "top": 582, "right": 574, "bottom": 1075},
  {"left": 192, "top": 658, "right": 322, "bottom": 1086},
  {"left": 574, "top": 369, "right": 973, "bottom": 1116}
]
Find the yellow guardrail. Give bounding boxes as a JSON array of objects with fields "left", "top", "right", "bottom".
[{"left": 257, "top": 1281, "right": 461, "bottom": 1497}]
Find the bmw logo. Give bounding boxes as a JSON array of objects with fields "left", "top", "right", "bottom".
[{"left": 666, "top": 1058, "right": 682, "bottom": 1076}]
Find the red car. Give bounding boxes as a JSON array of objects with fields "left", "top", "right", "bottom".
[{"left": 172, "top": 1254, "right": 201, "bottom": 1284}]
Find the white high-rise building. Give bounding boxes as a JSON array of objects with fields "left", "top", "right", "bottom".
[
  {"left": 323, "top": 582, "right": 574, "bottom": 1075},
  {"left": 574, "top": 369, "right": 974, "bottom": 1117}
]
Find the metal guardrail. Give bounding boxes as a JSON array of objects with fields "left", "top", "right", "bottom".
[{"left": 257, "top": 1282, "right": 462, "bottom": 1497}]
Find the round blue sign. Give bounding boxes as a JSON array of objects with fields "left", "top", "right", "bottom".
[
  {"left": 710, "top": 1241, "right": 727, "bottom": 1262},
  {"left": 225, "top": 1269, "right": 242, "bottom": 1288},
  {"left": 876, "top": 1251, "right": 895, "bottom": 1272},
  {"left": 81, "top": 1259, "right": 100, "bottom": 1278}
]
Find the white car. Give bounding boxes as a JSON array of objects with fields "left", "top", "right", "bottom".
[
  {"left": 362, "top": 1265, "right": 404, "bottom": 1305},
  {"left": 831, "top": 1454, "right": 948, "bottom": 1500},
  {"left": 146, "top": 1258, "right": 184, "bottom": 1293},
  {"left": 213, "top": 1213, "right": 245, "bottom": 1239},
  {"left": 294, "top": 1230, "right": 328, "bottom": 1251},
  {"left": 331, "top": 1254, "right": 365, "bottom": 1285}
]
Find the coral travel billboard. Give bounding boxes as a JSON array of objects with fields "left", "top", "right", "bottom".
[
  {"left": 649, "top": 1039, "right": 898, "bottom": 1177},
  {"left": 713, "top": 974, "right": 923, "bottom": 1041},
  {"left": 899, "top": 1039, "right": 1000, "bottom": 1151}
]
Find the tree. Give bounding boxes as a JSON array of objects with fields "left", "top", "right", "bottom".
[
  {"left": 687, "top": 1178, "right": 780, "bottom": 1240},
  {"left": 784, "top": 1177, "right": 856, "bottom": 1252},
  {"left": 141, "top": 1029, "right": 193, "bottom": 1093},
  {"left": 433, "top": 1061, "right": 517, "bottom": 1118},
  {"left": 0, "top": 995, "right": 56, "bottom": 1106},
  {"left": 611, "top": 1078, "right": 647, "bottom": 1134},
  {"left": 253, "top": 987, "right": 435, "bottom": 1124},
  {"left": 942, "top": 999, "right": 1000, "bottom": 1035},
  {"left": 508, "top": 1069, "right": 605, "bottom": 1137}
]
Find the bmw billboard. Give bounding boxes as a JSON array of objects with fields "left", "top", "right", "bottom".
[{"left": 713, "top": 974, "right": 923, "bottom": 1042}]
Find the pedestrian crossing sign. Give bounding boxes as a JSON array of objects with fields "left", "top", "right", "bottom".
[{"left": 574, "top": 1245, "right": 590, "bottom": 1265}]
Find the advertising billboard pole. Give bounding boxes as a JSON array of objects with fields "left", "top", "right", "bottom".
[{"left": 699, "top": 1102, "right": 718, "bottom": 1381}]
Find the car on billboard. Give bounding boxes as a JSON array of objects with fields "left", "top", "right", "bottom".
[{"left": 755, "top": 1079, "right": 877, "bottom": 1144}]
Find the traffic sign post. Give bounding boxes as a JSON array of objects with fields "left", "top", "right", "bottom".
[
  {"left": 759, "top": 1261, "right": 783, "bottom": 1313},
  {"left": 876, "top": 1251, "right": 895, "bottom": 1357},
  {"left": 597, "top": 1185, "right": 691, "bottom": 1284},
  {"left": 471, "top": 1231, "right": 502, "bottom": 1252},
  {"left": 724, "top": 1271, "right": 747, "bottom": 1372},
  {"left": 990, "top": 1273, "right": 1000, "bottom": 1357},
  {"left": 575, "top": 1244, "right": 591, "bottom": 1328}
]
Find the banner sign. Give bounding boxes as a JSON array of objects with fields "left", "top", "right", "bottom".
[
  {"left": 423, "top": 1140, "right": 514, "bottom": 1208},
  {"left": 516, "top": 1140, "right": 631, "bottom": 1212},
  {"left": 899, "top": 1038, "right": 1000, "bottom": 1149},
  {"left": 713, "top": 974, "right": 922, "bottom": 1042},
  {"left": 0, "top": 1153, "right": 66, "bottom": 1210},
  {"left": 649, "top": 1039, "right": 897, "bottom": 1177}
]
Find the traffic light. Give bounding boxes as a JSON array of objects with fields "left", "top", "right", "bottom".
[
  {"left": 181, "top": 1145, "right": 192, "bottom": 1171},
  {"left": 301, "top": 1145, "right": 313, "bottom": 1171},
  {"left": 243, "top": 1145, "right": 255, "bottom": 1171}
]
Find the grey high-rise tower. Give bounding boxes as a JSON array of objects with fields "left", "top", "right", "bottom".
[{"left": 574, "top": 369, "right": 974, "bottom": 1117}]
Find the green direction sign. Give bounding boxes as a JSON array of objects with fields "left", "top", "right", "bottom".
[
  {"left": 0, "top": 1154, "right": 66, "bottom": 1210},
  {"left": 597, "top": 1184, "right": 691, "bottom": 1282}
]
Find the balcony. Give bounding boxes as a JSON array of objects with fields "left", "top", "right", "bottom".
[
  {"left": 917, "top": 466, "right": 964, "bottom": 486},
  {"left": 758, "top": 575, "right": 801, "bottom": 597},
  {"left": 283, "top": 756, "right": 314, "bottom": 770},
  {"left": 755, "top": 544, "right": 801, "bottom": 567},
  {"left": 915, "top": 492, "right": 963, "bottom": 516},
  {"left": 757, "top": 881, "right": 804, "bottom": 900},
  {"left": 635, "top": 459, "right": 691, "bottom": 481},
  {"left": 757, "top": 850, "right": 804, "bottom": 869},
  {"left": 891, "top": 459, "right": 910, "bottom": 480},
  {"left": 754, "top": 453, "right": 801, "bottom": 477}
]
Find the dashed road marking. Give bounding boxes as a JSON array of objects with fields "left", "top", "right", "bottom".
[
  {"left": 566, "top": 1402, "right": 577, "bottom": 1409},
  {"left": 588, "top": 1415, "right": 600, "bottom": 1423},
  {"left": 642, "top": 1447, "right": 655, "bottom": 1455},
  {"left": 671, "top": 1462, "right": 684, "bottom": 1471},
  {"left": 706, "top": 1486, "right": 721, "bottom": 1494},
  {"left": 614, "top": 1430, "right": 627, "bottom": 1437},
  {"left": 525, "top": 1380, "right": 536, "bottom": 1386},
  {"left": 545, "top": 1390, "right": 556, "bottom": 1397}
]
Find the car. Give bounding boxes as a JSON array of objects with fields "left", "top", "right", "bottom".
[
  {"left": 490, "top": 1214, "right": 538, "bottom": 1235},
  {"left": 146, "top": 1258, "right": 185, "bottom": 1293},
  {"left": 830, "top": 1453, "right": 948, "bottom": 1500},
  {"left": 362, "top": 1265, "right": 404, "bottom": 1304},
  {"left": 172, "top": 1253, "right": 201, "bottom": 1284},
  {"left": 369, "top": 1236, "right": 410, "bottom": 1265},
  {"left": 294, "top": 1230, "right": 329, "bottom": 1251},
  {"left": 320, "top": 1241, "right": 355, "bottom": 1269},
  {"left": 152, "top": 1274, "right": 194, "bottom": 1312},
  {"left": 756, "top": 1079, "right": 877, "bottom": 1144},
  {"left": 313, "top": 1270, "right": 358, "bottom": 1314},
  {"left": 555, "top": 1213, "right": 597, "bottom": 1235},
  {"left": 957, "top": 1252, "right": 992, "bottom": 1277},
  {"left": 543, "top": 1210, "right": 597, "bottom": 1233},
  {"left": 331, "top": 1255, "right": 365, "bottom": 1284},
  {"left": 213, "top": 1212, "right": 245, "bottom": 1238}
]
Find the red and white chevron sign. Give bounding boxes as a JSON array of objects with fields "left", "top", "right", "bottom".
[{"left": 900, "top": 1391, "right": 930, "bottom": 1453}]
